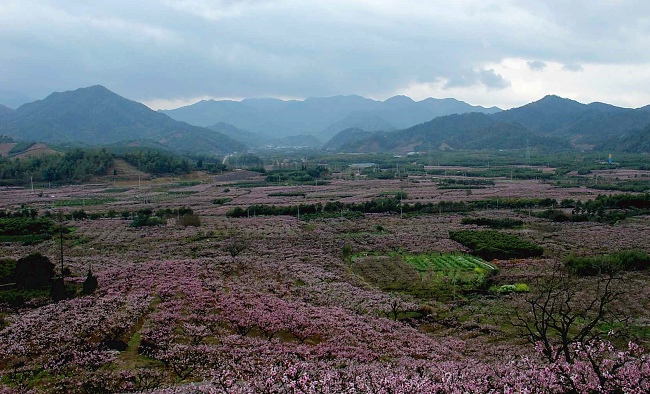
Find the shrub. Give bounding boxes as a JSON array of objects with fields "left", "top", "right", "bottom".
[
  {"left": 493, "top": 283, "right": 529, "bottom": 294},
  {"left": 0, "top": 258, "right": 16, "bottom": 284},
  {"left": 13, "top": 253, "right": 55, "bottom": 290},
  {"left": 497, "top": 284, "right": 517, "bottom": 293},
  {"left": 0, "top": 217, "right": 55, "bottom": 237},
  {"left": 179, "top": 214, "right": 201, "bottom": 227},
  {"left": 82, "top": 269, "right": 98, "bottom": 295},
  {"left": 129, "top": 215, "right": 165, "bottom": 227},
  {"left": 70, "top": 210, "right": 88, "bottom": 220},
  {"left": 532, "top": 209, "right": 571, "bottom": 222},
  {"left": 50, "top": 277, "right": 67, "bottom": 301},
  {"left": 0, "top": 288, "right": 49, "bottom": 308}
]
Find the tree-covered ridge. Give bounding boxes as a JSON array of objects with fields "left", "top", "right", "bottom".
[
  {"left": 335, "top": 112, "right": 574, "bottom": 153},
  {"left": 0, "top": 148, "right": 220, "bottom": 185},
  {"left": 0, "top": 148, "right": 113, "bottom": 185}
]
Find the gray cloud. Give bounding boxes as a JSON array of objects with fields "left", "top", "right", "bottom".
[
  {"left": 562, "top": 63, "right": 584, "bottom": 72},
  {"left": 0, "top": 0, "right": 648, "bottom": 106},
  {"left": 444, "top": 68, "right": 510, "bottom": 91},
  {"left": 527, "top": 60, "right": 547, "bottom": 71},
  {"left": 478, "top": 69, "right": 511, "bottom": 90}
]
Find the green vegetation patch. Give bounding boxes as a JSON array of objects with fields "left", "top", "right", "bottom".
[
  {"left": 268, "top": 192, "right": 307, "bottom": 197},
  {"left": 461, "top": 217, "right": 524, "bottom": 229},
  {"left": 450, "top": 230, "right": 543, "bottom": 260},
  {"left": 587, "top": 180, "right": 650, "bottom": 193},
  {"left": 351, "top": 252, "right": 496, "bottom": 299},
  {"left": 52, "top": 197, "right": 116, "bottom": 207},
  {"left": 0, "top": 217, "right": 55, "bottom": 244},
  {"left": 0, "top": 148, "right": 113, "bottom": 185},
  {"left": 99, "top": 187, "right": 131, "bottom": 193},
  {"left": 491, "top": 283, "right": 530, "bottom": 294},
  {"left": 403, "top": 252, "right": 496, "bottom": 272},
  {"left": 564, "top": 249, "right": 650, "bottom": 276},
  {"left": 7, "top": 141, "right": 36, "bottom": 156},
  {"left": 129, "top": 216, "right": 165, "bottom": 227}
]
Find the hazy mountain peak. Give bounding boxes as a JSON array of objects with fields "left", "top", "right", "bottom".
[
  {"left": 535, "top": 94, "right": 583, "bottom": 106},
  {"left": 385, "top": 95, "right": 415, "bottom": 104}
]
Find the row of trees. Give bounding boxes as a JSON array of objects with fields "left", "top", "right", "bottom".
[{"left": 226, "top": 196, "right": 562, "bottom": 219}]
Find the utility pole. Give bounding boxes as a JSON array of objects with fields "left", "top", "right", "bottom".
[{"left": 59, "top": 211, "right": 64, "bottom": 276}]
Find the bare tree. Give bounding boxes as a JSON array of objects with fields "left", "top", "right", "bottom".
[
  {"left": 221, "top": 229, "right": 252, "bottom": 268},
  {"left": 511, "top": 266, "right": 626, "bottom": 363}
]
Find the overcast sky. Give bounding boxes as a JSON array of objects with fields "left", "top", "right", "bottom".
[{"left": 1, "top": 0, "right": 650, "bottom": 110}]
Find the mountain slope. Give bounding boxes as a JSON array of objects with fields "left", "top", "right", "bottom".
[
  {"left": 379, "top": 96, "right": 501, "bottom": 128},
  {"left": 596, "top": 124, "right": 650, "bottom": 153},
  {"left": 208, "top": 122, "right": 270, "bottom": 147},
  {"left": 160, "top": 99, "right": 268, "bottom": 129},
  {"left": 0, "top": 104, "right": 14, "bottom": 117},
  {"left": 492, "top": 95, "right": 650, "bottom": 144},
  {"left": 0, "top": 86, "right": 245, "bottom": 154},
  {"left": 323, "top": 128, "right": 377, "bottom": 151},
  {"left": 321, "top": 112, "right": 395, "bottom": 141},
  {"left": 336, "top": 113, "right": 572, "bottom": 153}
]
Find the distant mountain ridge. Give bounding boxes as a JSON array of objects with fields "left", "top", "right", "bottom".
[
  {"left": 1, "top": 86, "right": 649, "bottom": 155},
  {"left": 330, "top": 95, "right": 650, "bottom": 153},
  {"left": 0, "top": 86, "right": 245, "bottom": 154},
  {"left": 160, "top": 94, "right": 501, "bottom": 140}
]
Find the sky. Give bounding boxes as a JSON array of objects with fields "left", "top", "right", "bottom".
[{"left": 1, "top": 0, "right": 650, "bottom": 110}]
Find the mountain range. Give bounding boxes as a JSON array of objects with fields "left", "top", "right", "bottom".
[
  {"left": 160, "top": 95, "right": 501, "bottom": 141},
  {"left": 0, "top": 85, "right": 649, "bottom": 155},
  {"left": 329, "top": 95, "right": 650, "bottom": 153}
]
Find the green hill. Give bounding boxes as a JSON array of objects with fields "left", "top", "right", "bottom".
[{"left": 0, "top": 86, "right": 245, "bottom": 155}]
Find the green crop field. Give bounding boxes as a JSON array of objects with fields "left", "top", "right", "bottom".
[
  {"left": 351, "top": 252, "right": 497, "bottom": 299},
  {"left": 403, "top": 253, "right": 496, "bottom": 273}
]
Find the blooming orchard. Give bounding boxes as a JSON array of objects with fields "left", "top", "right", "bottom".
[{"left": 0, "top": 174, "right": 649, "bottom": 393}]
